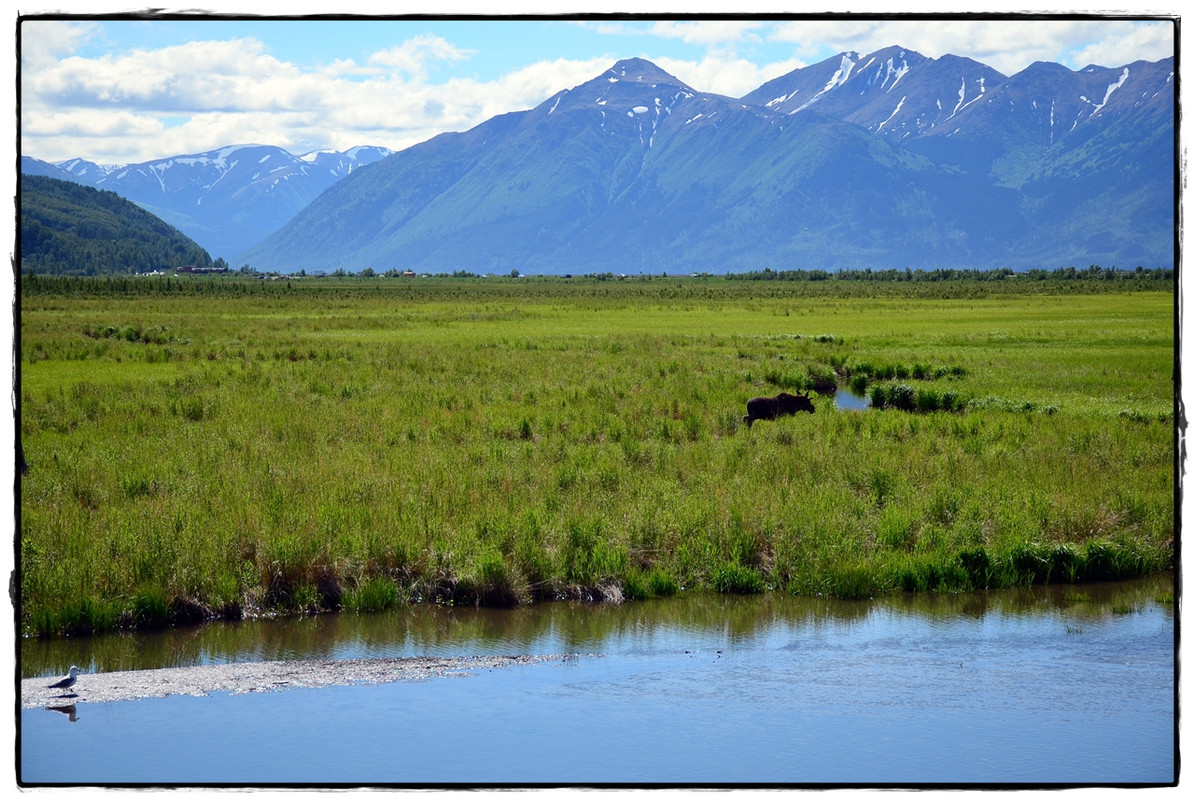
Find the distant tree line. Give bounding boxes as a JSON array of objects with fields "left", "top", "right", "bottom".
[
  {"left": 725, "top": 265, "right": 1173, "bottom": 282},
  {"left": 19, "top": 273, "right": 288, "bottom": 298}
]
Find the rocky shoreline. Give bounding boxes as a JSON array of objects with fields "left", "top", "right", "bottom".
[{"left": 21, "top": 654, "right": 567, "bottom": 709}]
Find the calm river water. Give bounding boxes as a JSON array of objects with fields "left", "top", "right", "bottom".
[{"left": 19, "top": 575, "right": 1176, "bottom": 787}]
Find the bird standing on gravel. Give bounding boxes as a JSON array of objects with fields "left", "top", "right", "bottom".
[{"left": 48, "top": 666, "right": 80, "bottom": 694}]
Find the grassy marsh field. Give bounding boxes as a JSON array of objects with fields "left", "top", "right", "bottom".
[{"left": 18, "top": 275, "right": 1176, "bottom": 636}]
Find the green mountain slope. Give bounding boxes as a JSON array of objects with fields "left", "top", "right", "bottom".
[
  {"left": 244, "top": 61, "right": 1027, "bottom": 274},
  {"left": 20, "top": 175, "right": 216, "bottom": 276}
]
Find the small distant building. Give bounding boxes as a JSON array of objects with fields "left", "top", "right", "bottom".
[
  {"left": 402, "top": 270, "right": 416, "bottom": 278},
  {"left": 178, "top": 265, "right": 229, "bottom": 274}
]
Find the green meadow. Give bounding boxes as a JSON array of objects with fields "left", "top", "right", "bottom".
[{"left": 18, "top": 276, "right": 1175, "bottom": 636}]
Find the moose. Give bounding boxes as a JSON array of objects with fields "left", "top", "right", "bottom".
[{"left": 743, "top": 391, "right": 815, "bottom": 428}]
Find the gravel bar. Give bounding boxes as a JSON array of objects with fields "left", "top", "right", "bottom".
[{"left": 22, "top": 654, "right": 568, "bottom": 708}]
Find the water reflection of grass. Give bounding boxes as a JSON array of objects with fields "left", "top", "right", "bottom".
[
  {"left": 20, "top": 572, "right": 1174, "bottom": 678},
  {"left": 18, "top": 277, "right": 1175, "bottom": 637}
]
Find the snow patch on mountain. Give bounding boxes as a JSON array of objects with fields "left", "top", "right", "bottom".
[
  {"left": 866, "top": 55, "right": 910, "bottom": 92},
  {"left": 766, "top": 91, "right": 797, "bottom": 108},
  {"left": 948, "top": 77, "right": 987, "bottom": 119},
  {"left": 794, "top": 52, "right": 858, "bottom": 113},
  {"left": 56, "top": 158, "right": 125, "bottom": 178},
  {"left": 1091, "top": 67, "right": 1130, "bottom": 116},
  {"left": 877, "top": 97, "right": 906, "bottom": 132}
]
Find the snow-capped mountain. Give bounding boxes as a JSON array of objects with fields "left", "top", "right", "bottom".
[
  {"left": 20, "top": 156, "right": 87, "bottom": 184},
  {"left": 743, "top": 47, "right": 1006, "bottom": 144},
  {"left": 33, "top": 144, "right": 393, "bottom": 260},
  {"left": 744, "top": 48, "right": 1174, "bottom": 184},
  {"left": 239, "top": 50, "right": 1172, "bottom": 274},
  {"left": 25, "top": 47, "right": 1173, "bottom": 274}
]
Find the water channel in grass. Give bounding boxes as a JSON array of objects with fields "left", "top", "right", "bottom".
[
  {"left": 834, "top": 388, "right": 871, "bottom": 410},
  {"left": 19, "top": 574, "right": 1176, "bottom": 786}
]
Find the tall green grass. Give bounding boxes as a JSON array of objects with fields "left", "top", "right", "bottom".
[{"left": 18, "top": 277, "right": 1175, "bottom": 635}]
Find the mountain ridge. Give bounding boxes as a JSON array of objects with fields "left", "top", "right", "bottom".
[
  {"left": 23, "top": 143, "right": 394, "bottom": 261},
  {"left": 24, "top": 47, "right": 1174, "bottom": 273},
  {"left": 239, "top": 50, "right": 1172, "bottom": 273}
]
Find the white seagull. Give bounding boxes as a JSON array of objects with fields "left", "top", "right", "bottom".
[{"left": 48, "top": 665, "right": 80, "bottom": 694}]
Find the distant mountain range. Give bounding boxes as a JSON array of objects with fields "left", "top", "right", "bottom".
[
  {"left": 21, "top": 144, "right": 393, "bottom": 261},
  {"left": 23, "top": 47, "right": 1174, "bottom": 274}
]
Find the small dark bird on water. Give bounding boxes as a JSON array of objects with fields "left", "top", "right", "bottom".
[{"left": 48, "top": 666, "right": 80, "bottom": 693}]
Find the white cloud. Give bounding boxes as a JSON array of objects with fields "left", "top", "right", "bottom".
[
  {"left": 20, "top": 28, "right": 620, "bottom": 164},
  {"left": 17, "top": 15, "right": 1176, "bottom": 165},
  {"left": 22, "top": 108, "right": 162, "bottom": 139},
  {"left": 648, "top": 20, "right": 768, "bottom": 47},
  {"left": 484, "top": 57, "right": 613, "bottom": 109},
  {"left": 367, "top": 33, "right": 472, "bottom": 80},
  {"left": 656, "top": 56, "right": 802, "bottom": 98},
  {"left": 20, "top": 31, "right": 488, "bottom": 162},
  {"left": 19, "top": 20, "right": 98, "bottom": 71},
  {"left": 25, "top": 37, "right": 305, "bottom": 113},
  {"left": 767, "top": 18, "right": 1174, "bottom": 76},
  {"left": 1065, "top": 21, "right": 1176, "bottom": 70}
]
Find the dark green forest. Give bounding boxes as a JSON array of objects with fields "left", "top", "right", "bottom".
[{"left": 20, "top": 175, "right": 219, "bottom": 276}]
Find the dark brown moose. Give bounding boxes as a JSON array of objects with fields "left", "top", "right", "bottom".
[{"left": 743, "top": 391, "right": 815, "bottom": 428}]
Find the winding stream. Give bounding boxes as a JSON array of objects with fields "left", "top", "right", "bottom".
[{"left": 19, "top": 576, "right": 1176, "bottom": 786}]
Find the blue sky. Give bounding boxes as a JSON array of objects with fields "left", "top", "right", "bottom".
[{"left": 16, "top": 6, "right": 1179, "bottom": 165}]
